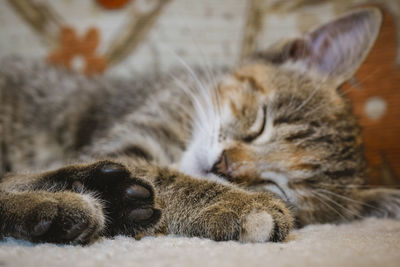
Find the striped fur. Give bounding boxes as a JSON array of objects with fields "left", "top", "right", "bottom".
[{"left": 0, "top": 7, "right": 399, "bottom": 244}]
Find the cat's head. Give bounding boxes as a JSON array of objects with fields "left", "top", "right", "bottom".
[{"left": 180, "top": 7, "right": 400, "bottom": 224}]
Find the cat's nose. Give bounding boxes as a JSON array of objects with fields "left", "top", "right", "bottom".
[{"left": 211, "top": 150, "right": 229, "bottom": 176}]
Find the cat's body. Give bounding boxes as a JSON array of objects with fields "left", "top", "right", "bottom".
[{"left": 1, "top": 7, "right": 399, "bottom": 245}]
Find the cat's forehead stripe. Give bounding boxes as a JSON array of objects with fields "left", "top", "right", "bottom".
[{"left": 234, "top": 64, "right": 273, "bottom": 93}]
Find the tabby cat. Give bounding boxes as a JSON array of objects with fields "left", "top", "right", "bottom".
[{"left": 0, "top": 7, "right": 399, "bottom": 245}]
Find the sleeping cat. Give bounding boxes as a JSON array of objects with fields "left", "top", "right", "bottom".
[{"left": 1, "top": 7, "right": 399, "bottom": 245}]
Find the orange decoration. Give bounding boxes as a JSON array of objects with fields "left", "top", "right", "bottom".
[
  {"left": 96, "top": 0, "right": 131, "bottom": 10},
  {"left": 342, "top": 7, "right": 400, "bottom": 185},
  {"left": 47, "top": 26, "right": 107, "bottom": 76}
]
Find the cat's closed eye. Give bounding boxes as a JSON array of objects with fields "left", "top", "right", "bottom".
[{"left": 243, "top": 105, "right": 267, "bottom": 143}]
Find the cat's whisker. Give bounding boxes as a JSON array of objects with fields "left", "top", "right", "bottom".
[
  {"left": 308, "top": 190, "right": 349, "bottom": 221},
  {"left": 170, "top": 98, "right": 199, "bottom": 134},
  {"left": 178, "top": 18, "right": 221, "bottom": 106},
  {"left": 192, "top": 44, "right": 220, "bottom": 91},
  {"left": 170, "top": 76, "right": 204, "bottom": 118},
  {"left": 316, "top": 188, "right": 387, "bottom": 214},
  {"left": 165, "top": 48, "right": 216, "bottom": 135},
  {"left": 304, "top": 99, "right": 328, "bottom": 116},
  {"left": 171, "top": 52, "right": 223, "bottom": 141},
  {"left": 212, "top": 84, "right": 222, "bottom": 120},
  {"left": 315, "top": 183, "right": 400, "bottom": 189},
  {"left": 312, "top": 190, "right": 364, "bottom": 219},
  {"left": 169, "top": 75, "right": 209, "bottom": 136},
  {"left": 287, "top": 93, "right": 296, "bottom": 111},
  {"left": 316, "top": 188, "right": 365, "bottom": 205},
  {"left": 167, "top": 48, "right": 209, "bottom": 92},
  {"left": 289, "top": 75, "right": 329, "bottom": 115},
  {"left": 293, "top": 86, "right": 319, "bottom": 113},
  {"left": 172, "top": 54, "right": 213, "bottom": 109},
  {"left": 198, "top": 55, "right": 223, "bottom": 121},
  {"left": 339, "top": 68, "right": 381, "bottom": 96}
]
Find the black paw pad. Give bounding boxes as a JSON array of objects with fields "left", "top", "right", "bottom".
[
  {"left": 126, "top": 185, "right": 151, "bottom": 200},
  {"left": 58, "top": 160, "right": 160, "bottom": 237},
  {"left": 100, "top": 163, "right": 126, "bottom": 175},
  {"left": 128, "top": 208, "right": 154, "bottom": 222}
]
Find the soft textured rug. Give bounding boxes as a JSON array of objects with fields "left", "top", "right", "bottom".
[{"left": 1, "top": 218, "right": 399, "bottom": 267}]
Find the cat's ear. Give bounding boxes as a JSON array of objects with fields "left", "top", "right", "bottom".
[
  {"left": 355, "top": 188, "right": 400, "bottom": 219},
  {"left": 261, "top": 7, "right": 382, "bottom": 85}
]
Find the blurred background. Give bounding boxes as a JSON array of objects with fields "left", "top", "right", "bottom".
[{"left": 0, "top": 0, "right": 399, "bottom": 185}]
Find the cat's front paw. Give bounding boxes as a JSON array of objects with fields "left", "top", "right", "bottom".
[
  {"left": 3, "top": 192, "right": 104, "bottom": 245},
  {"left": 239, "top": 193, "right": 293, "bottom": 242},
  {"left": 61, "top": 160, "right": 161, "bottom": 236},
  {"left": 193, "top": 191, "right": 293, "bottom": 242}
]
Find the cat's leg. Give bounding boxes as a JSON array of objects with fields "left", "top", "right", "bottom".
[
  {"left": 156, "top": 172, "right": 293, "bottom": 242},
  {"left": 0, "top": 160, "right": 161, "bottom": 243},
  {"left": 1, "top": 159, "right": 293, "bottom": 243},
  {"left": 119, "top": 161, "right": 294, "bottom": 242}
]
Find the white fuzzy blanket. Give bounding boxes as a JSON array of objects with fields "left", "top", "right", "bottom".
[{"left": 1, "top": 218, "right": 399, "bottom": 267}]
